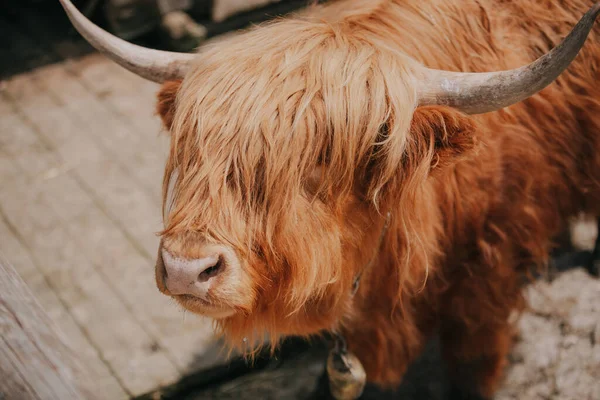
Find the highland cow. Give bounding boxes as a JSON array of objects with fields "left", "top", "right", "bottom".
[{"left": 61, "top": 0, "right": 600, "bottom": 397}]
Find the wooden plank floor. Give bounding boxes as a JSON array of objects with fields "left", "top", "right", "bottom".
[{"left": 0, "top": 54, "right": 225, "bottom": 398}]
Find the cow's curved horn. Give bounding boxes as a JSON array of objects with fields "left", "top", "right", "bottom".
[
  {"left": 418, "top": 2, "right": 600, "bottom": 114},
  {"left": 59, "top": 0, "right": 195, "bottom": 83}
]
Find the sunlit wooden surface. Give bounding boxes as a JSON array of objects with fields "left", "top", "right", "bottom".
[{"left": 0, "top": 54, "right": 222, "bottom": 398}]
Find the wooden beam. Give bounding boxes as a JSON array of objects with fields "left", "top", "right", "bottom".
[{"left": 0, "top": 254, "right": 97, "bottom": 400}]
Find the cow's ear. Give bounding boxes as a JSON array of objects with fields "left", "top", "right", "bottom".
[
  {"left": 156, "top": 80, "right": 182, "bottom": 132},
  {"left": 366, "top": 105, "right": 478, "bottom": 207},
  {"left": 409, "top": 105, "right": 478, "bottom": 173}
]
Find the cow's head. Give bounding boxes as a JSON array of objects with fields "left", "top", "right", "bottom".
[{"left": 60, "top": 0, "right": 600, "bottom": 348}]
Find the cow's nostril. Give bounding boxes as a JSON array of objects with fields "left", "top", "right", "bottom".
[
  {"left": 198, "top": 256, "right": 224, "bottom": 282},
  {"left": 155, "top": 244, "right": 170, "bottom": 293},
  {"left": 159, "top": 247, "right": 235, "bottom": 298}
]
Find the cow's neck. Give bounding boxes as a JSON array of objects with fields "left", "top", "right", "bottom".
[
  {"left": 326, "top": 210, "right": 392, "bottom": 398},
  {"left": 347, "top": 178, "right": 444, "bottom": 325}
]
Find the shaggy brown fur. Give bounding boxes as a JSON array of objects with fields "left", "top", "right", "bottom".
[{"left": 155, "top": 0, "right": 600, "bottom": 396}]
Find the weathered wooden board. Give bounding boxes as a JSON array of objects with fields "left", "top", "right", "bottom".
[
  {"left": 0, "top": 56, "right": 229, "bottom": 396},
  {"left": 0, "top": 212, "right": 127, "bottom": 399},
  {"left": 0, "top": 89, "right": 176, "bottom": 395},
  {"left": 0, "top": 254, "right": 97, "bottom": 400}
]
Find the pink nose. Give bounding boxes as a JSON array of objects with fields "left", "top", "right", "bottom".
[{"left": 160, "top": 249, "right": 225, "bottom": 297}]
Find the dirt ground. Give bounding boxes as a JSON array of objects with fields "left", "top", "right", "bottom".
[{"left": 497, "top": 268, "right": 600, "bottom": 400}]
